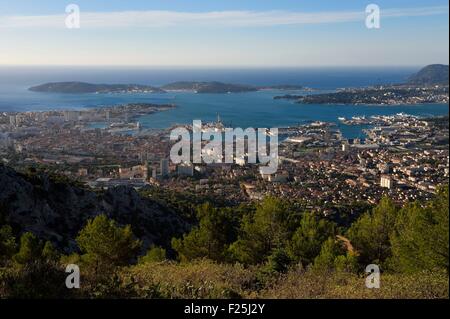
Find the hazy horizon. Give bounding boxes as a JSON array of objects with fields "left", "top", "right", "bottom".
[
  {"left": 0, "top": 65, "right": 435, "bottom": 69},
  {"left": 0, "top": 0, "right": 448, "bottom": 67}
]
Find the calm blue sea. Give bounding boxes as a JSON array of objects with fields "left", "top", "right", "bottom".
[{"left": 0, "top": 67, "right": 448, "bottom": 138}]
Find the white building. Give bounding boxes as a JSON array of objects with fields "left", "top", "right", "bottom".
[
  {"left": 235, "top": 157, "right": 246, "bottom": 166},
  {"left": 9, "top": 116, "right": 16, "bottom": 126},
  {"left": 380, "top": 175, "right": 393, "bottom": 189},
  {"left": 64, "top": 111, "right": 79, "bottom": 122}
]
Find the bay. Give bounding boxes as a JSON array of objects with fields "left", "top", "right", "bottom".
[{"left": 0, "top": 67, "right": 448, "bottom": 139}]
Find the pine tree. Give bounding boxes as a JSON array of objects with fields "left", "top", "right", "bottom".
[
  {"left": 347, "top": 197, "right": 398, "bottom": 265},
  {"left": 13, "top": 232, "right": 42, "bottom": 265},
  {"left": 390, "top": 187, "right": 449, "bottom": 273},
  {"left": 287, "top": 213, "right": 335, "bottom": 267},
  {"left": 41, "top": 241, "right": 60, "bottom": 263},
  {"left": 76, "top": 214, "right": 141, "bottom": 272},
  {"left": 0, "top": 225, "right": 16, "bottom": 264},
  {"left": 172, "top": 204, "right": 238, "bottom": 262},
  {"left": 229, "top": 197, "right": 292, "bottom": 265},
  {"left": 312, "top": 238, "right": 343, "bottom": 271},
  {"left": 312, "top": 237, "right": 357, "bottom": 273}
]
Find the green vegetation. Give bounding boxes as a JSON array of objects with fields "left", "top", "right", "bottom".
[
  {"left": 347, "top": 197, "right": 398, "bottom": 266},
  {"left": 287, "top": 213, "right": 335, "bottom": 266},
  {"left": 0, "top": 226, "right": 15, "bottom": 263},
  {"left": 390, "top": 187, "right": 449, "bottom": 273},
  {"left": 139, "top": 246, "right": 167, "bottom": 264},
  {"left": 229, "top": 197, "right": 296, "bottom": 265},
  {"left": 172, "top": 203, "right": 239, "bottom": 262},
  {"left": 76, "top": 214, "right": 142, "bottom": 273},
  {"left": 0, "top": 187, "right": 448, "bottom": 299}
]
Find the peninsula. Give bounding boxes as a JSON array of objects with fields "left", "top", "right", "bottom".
[{"left": 274, "top": 64, "right": 449, "bottom": 105}]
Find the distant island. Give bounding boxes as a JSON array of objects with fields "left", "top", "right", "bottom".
[
  {"left": 274, "top": 64, "right": 449, "bottom": 105},
  {"left": 29, "top": 82, "right": 165, "bottom": 94},
  {"left": 29, "top": 81, "right": 309, "bottom": 94},
  {"left": 161, "top": 81, "right": 258, "bottom": 93}
]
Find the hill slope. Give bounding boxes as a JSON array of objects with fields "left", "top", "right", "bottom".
[
  {"left": 408, "top": 64, "right": 449, "bottom": 85},
  {"left": 0, "top": 165, "right": 188, "bottom": 252}
]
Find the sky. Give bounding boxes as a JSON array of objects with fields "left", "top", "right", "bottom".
[{"left": 0, "top": 0, "right": 448, "bottom": 67}]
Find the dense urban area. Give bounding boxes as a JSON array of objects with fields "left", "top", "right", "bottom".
[{"left": 1, "top": 104, "right": 448, "bottom": 217}]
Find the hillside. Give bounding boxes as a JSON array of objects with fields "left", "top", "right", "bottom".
[
  {"left": 0, "top": 165, "right": 448, "bottom": 299},
  {"left": 0, "top": 164, "right": 188, "bottom": 252},
  {"left": 407, "top": 64, "right": 449, "bottom": 85}
]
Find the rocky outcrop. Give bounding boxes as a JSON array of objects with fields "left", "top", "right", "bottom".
[{"left": 0, "top": 165, "right": 189, "bottom": 253}]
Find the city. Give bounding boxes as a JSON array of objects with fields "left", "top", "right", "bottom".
[{"left": 1, "top": 106, "right": 448, "bottom": 219}]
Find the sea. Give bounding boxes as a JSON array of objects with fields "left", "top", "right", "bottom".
[{"left": 0, "top": 66, "right": 448, "bottom": 139}]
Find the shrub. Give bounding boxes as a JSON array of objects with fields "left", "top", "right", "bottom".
[{"left": 76, "top": 215, "right": 141, "bottom": 273}]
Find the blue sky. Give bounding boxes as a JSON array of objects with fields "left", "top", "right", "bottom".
[{"left": 0, "top": 0, "right": 448, "bottom": 66}]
